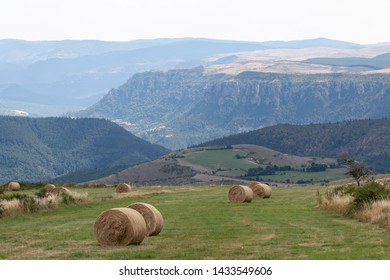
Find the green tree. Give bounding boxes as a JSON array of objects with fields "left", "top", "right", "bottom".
[{"left": 339, "top": 155, "right": 374, "bottom": 187}]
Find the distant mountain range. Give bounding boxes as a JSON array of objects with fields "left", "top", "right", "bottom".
[
  {"left": 0, "top": 116, "right": 169, "bottom": 183},
  {"left": 76, "top": 67, "right": 390, "bottom": 150},
  {"left": 2, "top": 37, "right": 389, "bottom": 117},
  {"left": 0, "top": 38, "right": 266, "bottom": 116}
]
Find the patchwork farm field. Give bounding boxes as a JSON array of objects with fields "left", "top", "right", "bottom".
[{"left": 1, "top": 185, "right": 390, "bottom": 260}]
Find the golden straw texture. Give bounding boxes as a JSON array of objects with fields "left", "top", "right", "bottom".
[
  {"left": 94, "top": 208, "right": 147, "bottom": 246},
  {"left": 44, "top": 184, "right": 56, "bottom": 192},
  {"left": 7, "top": 181, "right": 20, "bottom": 191},
  {"left": 116, "top": 183, "right": 131, "bottom": 193},
  {"left": 128, "top": 202, "right": 164, "bottom": 236},
  {"left": 249, "top": 182, "right": 272, "bottom": 198},
  {"left": 228, "top": 185, "right": 253, "bottom": 202},
  {"left": 51, "top": 187, "right": 71, "bottom": 195}
]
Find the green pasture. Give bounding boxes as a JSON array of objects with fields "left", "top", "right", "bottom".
[
  {"left": 253, "top": 168, "right": 349, "bottom": 184},
  {"left": 180, "top": 148, "right": 348, "bottom": 183},
  {"left": 0, "top": 185, "right": 389, "bottom": 260}
]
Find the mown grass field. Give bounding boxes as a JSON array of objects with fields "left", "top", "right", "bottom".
[{"left": 0, "top": 185, "right": 389, "bottom": 260}]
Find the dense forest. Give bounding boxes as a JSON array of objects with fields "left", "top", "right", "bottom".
[{"left": 0, "top": 116, "right": 169, "bottom": 183}]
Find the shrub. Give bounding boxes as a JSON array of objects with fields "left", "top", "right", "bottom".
[
  {"left": 352, "top": 181, "right": 390, "bottom": 209},
  {"left": 35, "top": 188, "right": 49, "bottom": 199},
  {"left": 60, "top": 192, "right": 76, "bottom": 205},
  {"left": 0, "top": 189, "right": 88, "bottom": 218},
  {"left": 332, "top": 184, "right": 357, "bottom": 197}
]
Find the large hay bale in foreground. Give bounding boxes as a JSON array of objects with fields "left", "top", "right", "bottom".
[
  {"left": 94, "top": 208, "right": 147, "bottom": 246},
  {"left": 44, "top": 184, "right": 56, "bottom": 192},
  {"left": 51, "top": 187, "right": 71, "bottom": 195},
  {"left": 249, "top": 182, "right": 272, "bottom": 198},
  {"left": 116, "top": 183, "right": 131, "bottom": 193},
  {"left": 228, "top": 185, "right": 253, "bottom": 202},
  {"left": 7, "top": 181, "right": 20, "bottom": 191},
  {"left": 127, "top": 202, "right": 164, "bottom": 236}
]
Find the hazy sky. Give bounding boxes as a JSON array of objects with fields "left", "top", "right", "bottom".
[{"left": 1, "top": 0, "right": 389, "bottom": 44}]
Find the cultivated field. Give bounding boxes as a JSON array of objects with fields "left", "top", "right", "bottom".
[{"left": 0, "top": 185, "right": 389, "bottom": 260}]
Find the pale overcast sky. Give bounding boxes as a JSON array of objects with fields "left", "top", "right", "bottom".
[{"left": 0, "top": 0, "right": 389, "bottom": 44}]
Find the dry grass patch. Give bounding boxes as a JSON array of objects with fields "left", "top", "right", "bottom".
[
  {"left": 317, "top": 182, "right": 390, "bottom": 229},
  {"left": 355, "top": 200, "right": 390, "bottom": 226},
  {"left": 317, "top": 192, "right": 353, "bottom": 215},
  {"left": 0, "top": 199, "right": 24, "bottom": 216},
  {"left": 0, "top": 190, "right": 89, "bottom": 218}
]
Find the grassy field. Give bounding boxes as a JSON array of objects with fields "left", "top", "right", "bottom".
[
  {"left": 254, "top": 168, "right": 349, "bottom": 184},
  {"left": 0, "top": 185, "right": 389, "bottom": 260},
  {"left": 179, "top": 146, "right": 348, "bottom": 184}
]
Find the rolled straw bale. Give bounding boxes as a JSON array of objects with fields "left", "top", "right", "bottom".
[
  {"left": 44, "top": 184, "right": 56, "bottom": 192},
  {"left": 94, "top": 207, "right": 147, "bottom": 246},
  {"left": 228, "top": 185, "right": 253, "bottom": 202},
  {"left": 51, "top": 186, "right": 71, "bottom": 195},
  {"left": 127, "top": 202, "right": 164, "bottom": 236},
  {"left": 7, "top": 181, "right": 20, "bottom": 191},
  {"left": 249, "top": 182, "right": 272, "bottom": 198},
  {"left": 116, "top": 183, "right": 131, "bottom": 193}
]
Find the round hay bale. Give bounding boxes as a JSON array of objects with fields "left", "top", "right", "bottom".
[
  {"left": 94, "top": 207, "right": 147, "bottom": 246},
  {"left": 7, "top": 181, "right": 20, "bottom": 191},
  {"left": 44, "top": 184, "right": 56, "bottom": 192},
  {"left": 51, "top": 187, "right": 71, "bottom": 195},
  {"left": 116, "top": 183, "right": 131, "bottom": 193},
  {"left": 249, "top": 182, "right": 272, "bottom": 198},
  {"left": 127, "top": 202, "right": 164, "bottom": 236},
  {"left": 228, "top": 185, "right": 253, "bottom": 202}
]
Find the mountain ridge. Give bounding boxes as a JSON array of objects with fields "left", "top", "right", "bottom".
[
  {"left": 1, "top": 37, "right": 380, "bottom": 117},
  {"left": 0, "top": 116, "right": 169, "bottom": 183},
  {"left": 76, "top": 67, "right": 390, "bottom": 150}
]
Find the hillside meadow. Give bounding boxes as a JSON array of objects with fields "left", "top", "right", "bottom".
[{"left": 0, "top": 185, "right": 390, "bottom": 260}]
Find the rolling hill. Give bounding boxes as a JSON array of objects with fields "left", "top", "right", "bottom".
[
  {"left": 0, "top": 116, "right": 169, "bottom": 183},
  {"left": 86, "top": 118, "right": 390, "bottom": 186},
  {"left": 86, "top": 144, "right": 346, "bottom": 186},
  {"left": 197, "top": 118, "right": 390, "bottom": 173}
]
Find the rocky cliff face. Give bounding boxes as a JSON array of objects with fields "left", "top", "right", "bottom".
[{"left": 78, "top": 68, "right": 390, "bottom": 150}]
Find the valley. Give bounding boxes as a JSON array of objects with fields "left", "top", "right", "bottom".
[{"left": 1, "top": 38, "right": 389, "bottom": 186}]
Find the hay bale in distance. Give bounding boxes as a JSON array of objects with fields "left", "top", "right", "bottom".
[
  {"left": 51, "top": 186, "right": 71, "bottom": 195},
  {"left": 44, "top": 184, "right": 56, "bottom": 192},
  {"left": 127, "top": 202, "right": 164, "bottom": 236},
  {"left": 228, "top": 185, "right": 253, "bottom": 202},
  {"left": 7, "top": 181, "right": 20, "bottom": 191},
  {"left": 94, "top": 207, "right": 147, "bottom": 246},
  {"left": 116, "top": 183, "right": 131, "bottom": 193},
  {"left": 249, "top": 182, "right": 272, "bottom": 198}
]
